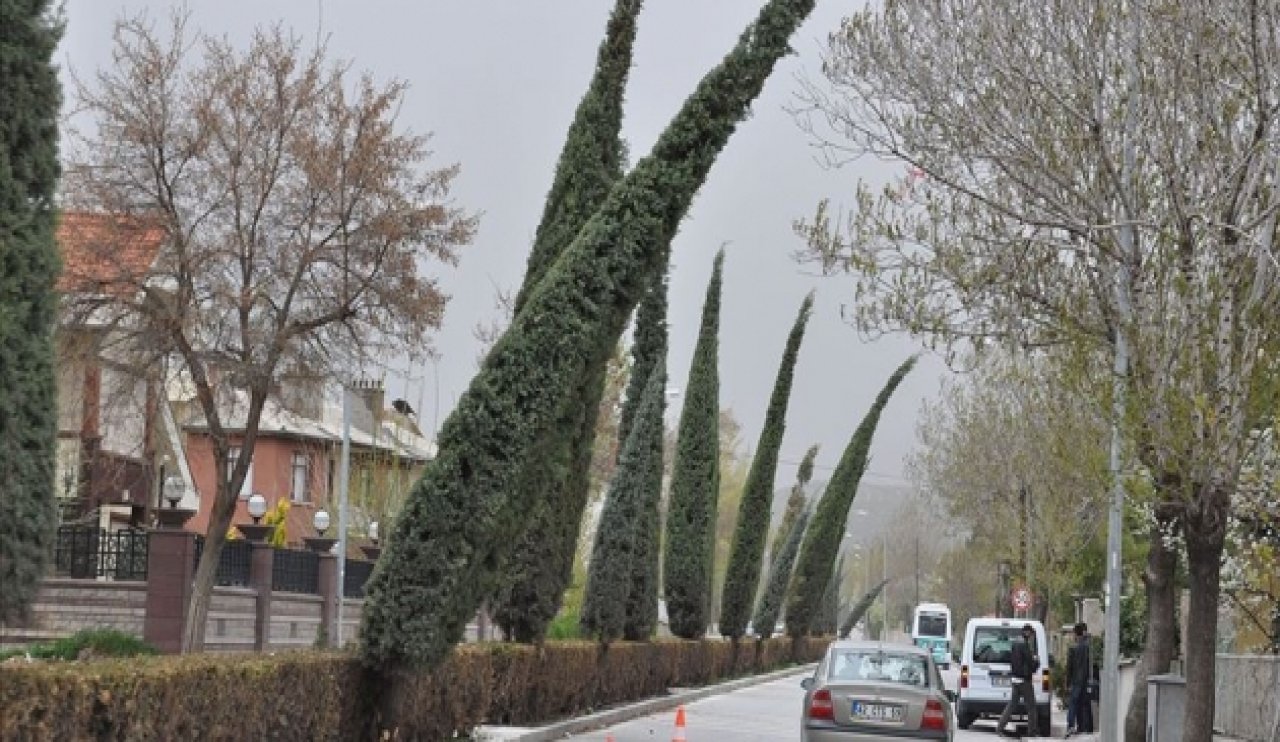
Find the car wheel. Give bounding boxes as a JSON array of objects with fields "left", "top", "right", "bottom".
[{"left": 957, "top": 705, "right": 976, "bottom": 730}]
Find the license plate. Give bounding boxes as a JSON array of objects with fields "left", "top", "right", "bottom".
[
  {"left": 851, "top": 701, "right": 904, "bottom": 722},
  {"left": 991, "top": 676, "right": 1011, "bottom": 687}
]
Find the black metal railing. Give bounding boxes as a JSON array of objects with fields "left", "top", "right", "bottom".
[
  {"left": 344, "top": 559, "right": 375, "bottom": 598},
  {"left": 53, "top": 525, "right": 149, "bottom": 580},
  {"left": 271, "top": 548, "right": 319, "bottom": 594},
  {"left": 192, "top": 536, "right": 252, "bottom": 587}
]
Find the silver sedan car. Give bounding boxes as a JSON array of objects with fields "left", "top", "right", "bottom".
[{"left": 800, "top": 640, "right": 955, "bottom": 741}]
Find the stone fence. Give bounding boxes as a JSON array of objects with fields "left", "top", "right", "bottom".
[{"left": 1215, "top": 654, "right": 1280, "bottom": 741}]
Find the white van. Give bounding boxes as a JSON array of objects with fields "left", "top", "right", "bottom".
[{"left": 955, "top": 617, "right": 1051, "bottom": 736}]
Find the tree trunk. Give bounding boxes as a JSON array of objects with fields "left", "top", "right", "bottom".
[
  {"left": 181, "top": 482, "right": 240, "bottom": 651},
  {"left": 1124, "top": 505, "right": 1179, "bottom": 741},
  {"left": 1182, "top": 491, "right": 1229, "bottom": 742}
]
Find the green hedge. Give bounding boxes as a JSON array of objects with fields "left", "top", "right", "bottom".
[{"left": 0, "top": 637, "right": 827, "bottom": 740}]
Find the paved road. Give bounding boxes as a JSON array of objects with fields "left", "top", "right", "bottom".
[{"left": 562, "top": 671, "right": 1085, "bottom": 741}]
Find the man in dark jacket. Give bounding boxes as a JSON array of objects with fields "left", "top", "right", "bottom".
[
  {"left": 998, "top": 623, "right": 1040, "bottom": 738},
  {"left": 1065, "top": 622, "right": 1093, "bottom": 736}
]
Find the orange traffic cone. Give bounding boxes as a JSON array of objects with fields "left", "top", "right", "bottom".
[{"left": 672, "top": 705, "right": 687, "bottom": 742}]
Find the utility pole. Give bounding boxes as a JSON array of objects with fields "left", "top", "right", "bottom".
[
  {"left": 334, "top": 385, "right": 352, "bottom": 647},
  {"left": 1101, "top": 3, "right": 1140, "bottom": 740},
  {"left": 914, "top": 533, "right": 920, "bottom": 607}
]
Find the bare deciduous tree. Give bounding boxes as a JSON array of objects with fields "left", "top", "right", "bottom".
[
  {"left": 62, "top": 12, "right": 476, "bottom": 651},
  {"left": 795, "top": 1, "right": 1280, "bottom": 735}
]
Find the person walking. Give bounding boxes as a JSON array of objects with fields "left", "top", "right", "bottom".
[
  {"left": 998, "top": 623, "right": 1040, "bottom": 738},
  {"left": 1065, "top": 623, "right": 1093, "bottom": 736}
]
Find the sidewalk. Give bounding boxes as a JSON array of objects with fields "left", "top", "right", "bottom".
[{"left": 472, "top": 663, "right": 817, "bottom": 741}]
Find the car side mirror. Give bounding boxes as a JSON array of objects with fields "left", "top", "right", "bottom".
[
  {"left": 801, "top": 677, "right": 815, "bottom": 690},
  {"left": 945, "top": 690, "right": 957, "bottom": 703}
]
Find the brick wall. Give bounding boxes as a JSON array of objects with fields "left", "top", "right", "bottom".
[{"left": 0, "top": 578, "right": 146, "bottom": 647}]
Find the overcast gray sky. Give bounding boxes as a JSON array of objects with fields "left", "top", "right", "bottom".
[{"left": 60, "top": 0, "right": 948, "bottom": 488}]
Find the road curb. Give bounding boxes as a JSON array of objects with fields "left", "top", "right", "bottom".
[{"left": 473, "top": 662, "right": 817, "bottom": 741}]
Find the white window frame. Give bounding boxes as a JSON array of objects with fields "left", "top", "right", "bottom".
[{"left": 291, "top": 452, "right": 310, "bottom": 503}]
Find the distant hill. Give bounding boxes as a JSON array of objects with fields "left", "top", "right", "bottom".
[{"left": 766, "top": 478, "right": 916, "bottom": 548}]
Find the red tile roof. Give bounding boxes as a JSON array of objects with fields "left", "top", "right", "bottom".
[{"left": 57, "top": 211, "right": 166, "bottom": 297}]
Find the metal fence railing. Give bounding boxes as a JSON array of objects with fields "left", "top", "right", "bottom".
[
  {"left": 344, "top": 559, "right": 376, "bottom": 598},
  {"left": 53, "top": 525, "right": 149, "bottom": 580},
  {"left": 271, "top": 548, "right": 319, "bottom": 594},
  {"left": 192, "top": 536, "right": 252, "bottom": 587}
]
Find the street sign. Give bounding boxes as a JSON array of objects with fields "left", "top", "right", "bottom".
[{"left": 1011, "top": 585, "right": 1033, "bottom": 612}]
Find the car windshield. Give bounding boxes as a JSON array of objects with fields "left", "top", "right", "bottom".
[
  {"left": 973, "top": 627, "right": 1018, "bottom": 663},
  {"left": 828, "top": 650, "right": 931, "bottom": 687}
]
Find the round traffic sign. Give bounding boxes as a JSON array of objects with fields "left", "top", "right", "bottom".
[{"left": 1011, "top": 586, "right": 1033, "bottom": 611}]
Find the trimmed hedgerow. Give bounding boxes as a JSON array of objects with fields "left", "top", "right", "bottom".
[
  {"left": 785, "top": 357, "right": 916, "bottom": 638},
  {"left": 0, "top": 0, "right": 61, "bottom": 624},
  {"left": 362, "top": 0, "right": 816, "bottom": 670},
  {"left": 0, "top": 638, "right": 826, "bottom": 741},
  {"left": 719, "top": 293, "right": 813, "bottom": 639},
  {"left": 664, "top": 250, "right": 724, "bottom": 639},
  {"left": 496, "top": 0, "right": 644, "bottom": 643}
]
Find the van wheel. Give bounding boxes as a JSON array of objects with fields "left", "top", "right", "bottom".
[{"left": 957, "top": 707, "right": 976, "bottom": 730}]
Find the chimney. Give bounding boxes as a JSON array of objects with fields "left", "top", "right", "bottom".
[
  {"left": 277, "top": 370, "right": 325, "bottom": 420},
  {"left": 349, "top": 379, "right": 385, "bottom": 436}
]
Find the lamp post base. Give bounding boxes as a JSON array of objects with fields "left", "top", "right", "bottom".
[
  {"left": 304, "top": 536, "right": 338, "bottom": 554},
  {"left": 155, "top": 507, "right": 196, "bottom": 530},
  {"left": 238, "top": 524, "right": 274, "bottom": 543}
]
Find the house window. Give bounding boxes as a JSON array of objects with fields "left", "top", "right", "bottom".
[
  {"left": 228, "top": 446, "right": 252, "bottom": 499},
  {"left": 291, "top": 452, "right": 310, "bottom": 503}
]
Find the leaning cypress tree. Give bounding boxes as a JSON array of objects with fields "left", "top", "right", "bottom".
[
  {"left": 0, "top": 1, "right": 61, "bottom": 624},
  {"left": 494, "top": 0, "right": 644, "bottom": 642},
  {"left": 839, "top": 578, "right": 888, "bottom": 639},
  {"left": 815, "top": 554, "right": 844, "bottom": 636},
  {"left": 663, "top": 250, "right": 724, "bottom": 639},
  {"left": 362, "top": 0, "right": 817, "bottom": 669},
  {"left": 621, "top": 275, "right": 668, "bottom": 641},
  {"left": 785, "top": 357, "right": 916, "bottom": 638},
  {"left": 580, "top": 365, "right": 665, "bottom": 642},
  {"left": 771, "top": 443, "right": 819, "bottom": 565},
  {"left": 718, "top": 293, "right": 813, "bottom": 639},
  {"left": 617, "top": 270, "right": 668, "bottom": 459},
  {"left": 752, "top": 507, "right": 810, "bottom": 640}
]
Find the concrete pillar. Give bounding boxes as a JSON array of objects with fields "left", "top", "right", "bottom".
[
  {"left": 143, "top": 528, "right": 196, "bottom": 653},
  {"left": 316, "top": 553, "right": 337, "bottom": 648},
  {"left": 248, "top": 541, "right": 274, "bottom": 652}
]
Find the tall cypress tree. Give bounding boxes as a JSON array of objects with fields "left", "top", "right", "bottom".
[
  {"left": 617, "top": 270, "right": 668, "bottom": 459},
  {"left": 785, "top": 357, "right": 916, "bottom": 638},
  {"left": 362, "top": 0, "right": 817, "bottom": 669},
  {"left": 663, "top": 250, "right": 724, "bottom": 639},
  {"left": 815, "top": 554, "right": 843, "bottom": 635},
  {"left": 752, "top": 507, "right": 809, "bottom": 640},
  {"left": 839, "top": 578, "right": 888, "bottom": 639},
  {"left": 771, "top": 443, "right": 818, "bottom": 565},
  {"left": 622, "top": 273, "right": 667, "bottom": 640},
  {"left": 0, "top": 0, "right": 61, "bottom": 624},
  {"left": 718, "top": 294, "right": 812, "bottom": 639},
  {"left": 580, "top": 364, "right": 665, "bottom": 642},
  {"left": 495, "top": 0, "right": 643, "bottom": 642}
]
